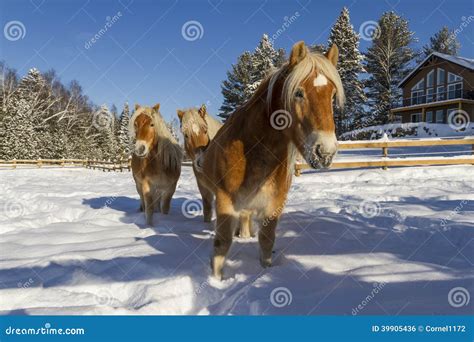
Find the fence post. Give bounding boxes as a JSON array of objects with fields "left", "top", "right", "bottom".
[
  {"left": 382, "top": 146, "right": 388, "bottom": 170},
  {"left": 38, "top": 158, "right": 42, "bottom": 168},
  {"left": 12, "top": 159, "right": 16, "bottom": 169},
  {"left": 61, "top": 158, "right": 65, "bottom": 167},
  {"left": 294, "top": 165, "right": 301, "bottom": 177}
]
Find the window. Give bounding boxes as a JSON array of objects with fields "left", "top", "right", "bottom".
[
  {"left": 411, "top": 90, "right": 425, "bottom": 105},
  {"left": 427, "top": 70, "right": 434, "bottom": 87},
  {"left": 448, "top": 83, "right": 463, "bottom": 99},
  {"left": 426, "top": 88, "right": 434, "bottom": 102},
  {"left": 448, "top": 72, "right": 462, "bottom": 83},
  {"left": 411, "top": 113, "right": 422, "bottom": 123},
  {"left": 426, "top": 111, "right": 433, "bottom": 123},
  {"left": 437, "top": 86, "right": 445, "bottom": 101},
  {"left": 412, "top": 79, "right": 425, "bottom": 90},
  {"left": 437, "top": 68, "right": 445, "bottom": 85},
  {"left": 436, "top": 109, "right": 444, "bottom": 123}
]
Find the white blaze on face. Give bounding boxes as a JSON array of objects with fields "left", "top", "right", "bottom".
[
  {"left": 313, "top": 74, "right": 328, "bottom": 87},
  {"left": 192, "top": 123, "right": 201, "bottom": 135}
]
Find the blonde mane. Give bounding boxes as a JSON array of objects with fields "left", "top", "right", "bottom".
[
  {"left": 267, "top": 48, "right": 345, "bottom": 111},
  {"left": 180, "top": 108, "right": 222, "bottom": 140},
  {"left": 129, "top": 107, "right": 183, "bottom": 172}
]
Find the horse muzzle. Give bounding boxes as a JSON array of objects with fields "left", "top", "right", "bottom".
[
  {"left": 134, "top": 142, "right": 148, "bottom": 158},
  {"left": 304, "top": 133, "right": 338, "bottom": 169}
]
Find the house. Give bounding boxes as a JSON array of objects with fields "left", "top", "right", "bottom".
[{"left": 391, "top": 52, "right": 474, "bottom": 124}]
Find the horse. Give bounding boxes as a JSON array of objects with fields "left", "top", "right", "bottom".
[
  {"left": 198, "top": 42, "right": 345, "bottom": 279},
  {"left": 129, "top": 103, "right": 183, "bottom": 226},
  {"left": 177, "top": 104, "right": 221, "bottom": 222},
  {"left": 177, "top": 105, "right": 254, "bottom": 238}
]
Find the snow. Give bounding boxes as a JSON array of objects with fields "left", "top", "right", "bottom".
[
  {"left": 342, "top": 123, "right": 474, "bottom": 140},
  {"left": 0, "top": 165, "right": 473, "bottom": 315}
]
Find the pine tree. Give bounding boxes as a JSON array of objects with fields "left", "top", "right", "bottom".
[
  {"left": 219, "top": 34, "right": 285, "bottom": 120},
  {"left": 117, "top": 102, "right": 131, "bottom": 157},
  {"left": 327, "top": 7, "right": 366, "bottom": 134},
  {"left": 365, "top": 11, "right": 416, "bottom": 125},
  {"left": 423, "top": 26, "right": 460, "bottom": 57},
  {"left": 219, "top": 51, "right": 254, "bottom": 120},
  {"left": 93, "top": 104, "right": 118, "bottom": 159}
]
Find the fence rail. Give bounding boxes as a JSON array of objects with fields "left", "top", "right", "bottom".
[
  {"left": 1, "top": 137, "right": 473, "bottom": 174},
  {"left": 295, "top": 136, "right": 474, "bottom": 176}
]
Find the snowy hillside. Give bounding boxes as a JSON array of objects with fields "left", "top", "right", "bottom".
[{"left": 0, "top": 166, "right": 473, "bottom": 315}]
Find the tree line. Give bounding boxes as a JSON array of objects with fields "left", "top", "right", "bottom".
[
  {"left": 219, "top": 8, "right": 461, "bottom": 136},
  {"left": 0, "top": 8, "right": 461, "bottom": 160}
]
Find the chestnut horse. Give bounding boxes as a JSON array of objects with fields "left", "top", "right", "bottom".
[
  {"left": 177, "top": 105, "right": 221, "bottom": 222},
  {"left": 177, "top": 105, "right": 253, "bottom": 238},
  {"left": 130, "top": 104, "right": 182, "bottom": 226},
  {"left": 199, "top": 42, "right": 345, "bottom": 279}
]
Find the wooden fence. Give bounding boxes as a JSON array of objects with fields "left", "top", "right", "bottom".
[
  {"left": 294, "top": 137, "right": 474, "bottom": 176},
  {"left": 1, "top": 137, "right": 473, "bottom": 174}
]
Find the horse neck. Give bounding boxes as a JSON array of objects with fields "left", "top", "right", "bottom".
[{"left": 241, "top": 87, "right": 294, "bottom": 170}]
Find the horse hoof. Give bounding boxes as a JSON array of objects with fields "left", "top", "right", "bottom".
[{"left": 260, "top": 258, "right": 272, "bottom": 268}]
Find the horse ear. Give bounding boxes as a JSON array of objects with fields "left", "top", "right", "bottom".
[
  {"left": 198, "top": 104, "right": 206, "bottom": 118},
  {"left": 135, "top": 104, "right": 141, "bottom": 111},
  {"left": 326, "top": 44, "right": 339, "bottom": 67},
  {"left": 177, "top": 109, "right": 185, "bottom": 120},
  {"left": 289, "top": 41, "right": 307, "bottom": 67},
  {"left": 152, "top": 103, "right": 160, "bottom": 112}
]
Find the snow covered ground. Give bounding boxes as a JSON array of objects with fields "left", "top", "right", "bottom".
[{"left": 0, "top": 165, "right": 473, "bottom": 315}]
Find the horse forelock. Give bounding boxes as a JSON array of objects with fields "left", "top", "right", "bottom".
[{"left": 266, "top": 49, "right": 345, "bottom": 113}]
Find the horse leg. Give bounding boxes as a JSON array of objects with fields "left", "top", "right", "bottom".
[
  {"left": 212, "top": 191, "right": 237, "bottom": 280},
  {"left": 154, "top": 190, "right": 162, "bottom": 213},
  {"left": 161, "top": 182, "right": 177, "bottom": 215},
  {"left": 135, "top": 182, "right": 144, "bottom": 212},
  {"left": 258, "top": 217, "right": 278, "bottom": 268},
  {"left": 238, "top": 210, "right": 253, "bottom": 239},
  {"left": 142, "top": 181, "right": 154, "bottom": 226},
  {"left": 197, "top": 178, "right": 213, "bottom": 222}
]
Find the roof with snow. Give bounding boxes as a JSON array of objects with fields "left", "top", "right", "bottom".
[{"left": 398, "top": 52, "right": 474, "bottom": 87}]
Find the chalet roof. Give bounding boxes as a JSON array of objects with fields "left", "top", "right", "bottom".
[{"left": 398, "top": 52, "right": 474, "bottom": 88}]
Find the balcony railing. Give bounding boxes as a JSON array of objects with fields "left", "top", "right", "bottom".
[{"left": 393, "top": 90, "right": 474, "bottom": 109}]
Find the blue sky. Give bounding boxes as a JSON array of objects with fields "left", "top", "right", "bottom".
[{"left": 1, "top": 0, "right": 473, "bottom": 121}]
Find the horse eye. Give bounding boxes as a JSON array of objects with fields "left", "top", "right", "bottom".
[
  {"left": 150, "top": 123, "right": 154, "bottom": 127},
  {"left": 295, "top": 89, "right": 304, "bottom": 98}
]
